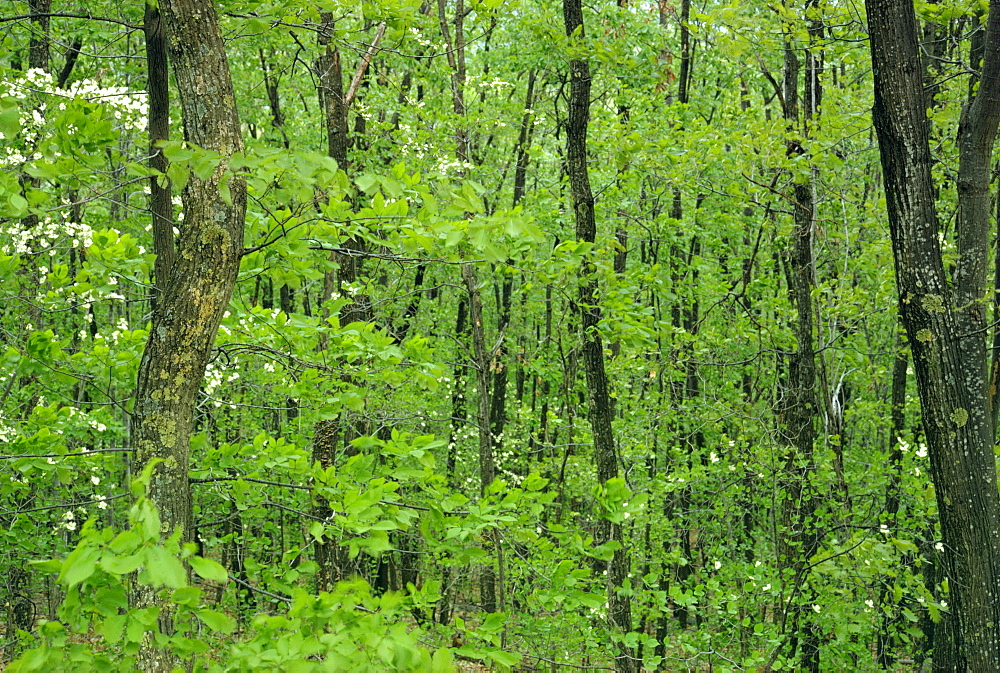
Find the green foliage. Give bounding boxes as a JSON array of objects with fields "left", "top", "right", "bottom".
[{"left": 0, "top": 0, "right": 957, "bottom": 668}]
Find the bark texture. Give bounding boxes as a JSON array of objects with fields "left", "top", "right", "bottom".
[
  {"left": 143, "top": 1, "right": 174, "bottom": 297},
  {"left": 130, "top": 0, "right": 246, "bottom": 669},
  {"left": 774, "top": 15, "right": 822, "bottom": 670},
  {"left": 867, "top": 0, "right": 1000, "bottom": 668},
  {"left": 563, "top": 0, "right": 635, "bottom": 670}
]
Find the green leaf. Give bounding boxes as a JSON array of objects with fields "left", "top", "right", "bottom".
[
  {"left": 189, "top": 555, "right": 228, "bottom": 583},
  {"left": 364, "top": 529, "right": 394, "bottom": 555},
  {"left": 143, "top": 546, "right": 187, "bottom": 588},
  {"left": 101, "top": 614, "right": 126, "bottom": 644},
  {"left": 29, "top": 559, "right": 63, "bottom": 574},
  {"left": 486, "top": 649, "right": 521, "bottom": 668},
  {"left": 172, "top": 586, "right": 202, "bottom": 607},
  {"left": 0, "top": 106, "right": 19, "bottom": 139},
  {"left": 7, "top": 194, "right": 28, "bottom": 217},
  {"left": 59, "top": 544, "right": 100, "bottom": 588},
  {"left": 100, "top": 551, "right": 145, "bottom": 576},
  {"left": 196, "top": 609, "right": 235, "bottom": 634}
]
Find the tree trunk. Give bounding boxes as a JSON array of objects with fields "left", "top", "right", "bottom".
[
  {"left": 563, "top": 0, "right": 635, "bottom": 670},
  {"left": 143, "top": 1, "right": 174, "bottom": 299},
  {"left": 776, "top": 15, "right": 822, "bottom": 669},
  {"left": 130, "top": 0, "right": 246, "bottom": 669},
  {"left": 867, "top": 0, "right": 1000, "bottom": 667},
  {"left": 462, "top": 263, "right": 498, "bottom": 613}
]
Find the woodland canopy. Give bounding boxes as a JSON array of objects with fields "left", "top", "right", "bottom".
[{"left": 1, "top": 0, "right": 998, "bottom": 671}]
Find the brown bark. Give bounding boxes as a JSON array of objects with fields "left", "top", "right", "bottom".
[
  {"left": 312, "top": 17, "right": 385, "bottom": 591},
  {"left": 437, "top": 0, "right": 469, "bottom": 163},
  {"left": 318, "top": 15, "right": 349, "bottom": 169},
  {"left": 868, "top": 0, "right": 1000, "bottom": 667},
  {"left": 463, "top": 263, "right": 496, "bottom": 497},
  {"left": 129, "top": 0, "right": 246, "bottom": 669},
  {"left": 143, "top": 1, "right": 174, "bottom": 298}
]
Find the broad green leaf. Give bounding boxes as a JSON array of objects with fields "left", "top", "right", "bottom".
[
  {"left": 189, "top": 555, "right": 228, "bottom": 583},
  {"left": 59, "top": 544, "right": 100, "bottom": 588},
  {"left": 143, "top": 546, "right": 187, "bottom": 588},
  {"left": 196, "top": 609, "right": 236, "bottom": 634}
]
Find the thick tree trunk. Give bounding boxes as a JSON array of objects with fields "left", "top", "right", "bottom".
[
  {"left": 867, "top": 0, "right": 1000, "bottom": 668},
  {"left": 130, "top": 0, "right": 246, "bottom": 670},
  {"left": 563, "top": 0, "right": 635, "bottom": 670}
]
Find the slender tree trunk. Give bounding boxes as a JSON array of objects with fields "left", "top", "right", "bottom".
[
  {"left": 867, "top": 0, "right": 1000, "bottom": 667},
  {"left": 5, "top": 0, "right": 52, "bottom": 648},
  {"left": 563, "top": 0, "right": 635, "bottom": 670},
  {"left": 130, "top": 0, "right": 245, "bottom": 670},
  {"left": 877, "top": 332, "right": 909, "bottom": 668},
  {"left": 775, "top": 14, "right": 823, "bottom": 669},
  {"left": 27, "top": 0, "right": 50, "bottom": 72},
  {"left": 462, "top": 263, "right": 498, "bottom": 613},
  {"left": 143, "top": 1, "right": 174, "bottom": 299}
]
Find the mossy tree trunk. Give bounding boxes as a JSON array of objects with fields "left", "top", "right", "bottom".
[
  {"left": 129, "top": 0, "right": 246, "bottom": 670},
  {"left": 868, "top": 0, "right": 1000, "bottom": 667}
]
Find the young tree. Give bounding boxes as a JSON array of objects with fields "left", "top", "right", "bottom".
[
  {"left": 867, "top": 0, "right": 1000, "bottom": 667},
  {"left": 563, "top": 0, "right": 635, "bottom": 670}
]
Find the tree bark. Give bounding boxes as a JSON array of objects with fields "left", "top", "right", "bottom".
[
  {"left": 143, "top": 1, "right": 174, "bottom": 299},
  {"left": 867, "top": 0, "right": 1000, "bottom": 668},
  {"left": 563, "top": 0, "right": 635, "bottom": 670},
  {"left": 775, "top": 13, "right": 822, "bottom": 669},
  {"left": 130, "top": 0, "right": 246, "bottom": 669}
]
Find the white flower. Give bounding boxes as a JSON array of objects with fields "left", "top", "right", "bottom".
[
  {"left": 812, "top": 604, "right": 821, "bottom": 613},
  {"left": 935, "top": 542, "right": 945, "bottom": 552},
  {"left": 710, "top": 452, "right": 719, "bottom": 463},
  {"left": 91, "top": 475, "right": 100, "bottom": 486},
  {"left": 865, "top": 599, "right": 874, "bottom": 609},
  {"left": 714, "top": 561, "right": 722, "bottom": 570}
]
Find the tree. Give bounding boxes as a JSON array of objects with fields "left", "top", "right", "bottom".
[
  {"left": 129, "top": 0, "right": 245, "bottom": 668},
  {"left": 867, "top": 0, "right": 1000, "bottom": 667},
  {"left": 563, "top": 0, "right": 636, "bottom": 670}
]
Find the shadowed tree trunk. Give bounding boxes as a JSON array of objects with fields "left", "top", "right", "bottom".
[
  {"left": 143, "top": 0, "right": 174, "bottom": 300},
  {"left": 563, "top": 0, "right": 635, "bottom": 670},
  {"left": 772, "top": 10, "right": 823, "bottom": 669},
  {"left": 129, "top": 0, "right": 246, "bottom": 669},
  {"left": 867, "top": 0, "right": 1000, "bottom": 668}
]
